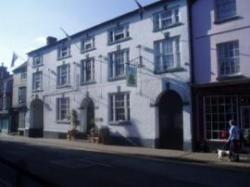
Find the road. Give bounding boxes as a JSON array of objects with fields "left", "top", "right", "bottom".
[{"left": 0, "top": 139, "right": 249, "bottom": 187}]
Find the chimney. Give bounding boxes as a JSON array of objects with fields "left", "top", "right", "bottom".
[{"left": 46, "top": 36, "right": 57, "bottom": 46}]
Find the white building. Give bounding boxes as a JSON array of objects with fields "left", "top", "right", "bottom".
[
  {"left": 12, "top": 62, "right": 27, "bottom": 135},
  {"left": 26, "top": 0, "right": 193, "bottom": 150}
]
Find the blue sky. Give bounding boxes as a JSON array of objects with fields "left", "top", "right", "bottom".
[{"left": 0, "top": 0, "right": 157, "bottom": 71}]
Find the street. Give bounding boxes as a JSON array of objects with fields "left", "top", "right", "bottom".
[{"left": 0, "top": 138, "right": 250, "bottom": 187}]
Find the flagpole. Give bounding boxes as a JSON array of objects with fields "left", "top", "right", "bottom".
[{"left": 60, "top": 27, "right": 81, "bottom": 51}]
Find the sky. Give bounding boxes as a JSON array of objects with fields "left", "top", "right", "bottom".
[{"left": 0, "top": 0, "right": 157, "bottom": 71}]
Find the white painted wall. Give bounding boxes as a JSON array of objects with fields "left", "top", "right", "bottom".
[{"left": 26, "top": 0, "right": 192, "bottom": 149}]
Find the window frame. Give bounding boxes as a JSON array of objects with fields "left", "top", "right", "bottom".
[
  {"left": 80, "top": 57, "right": 95, "bottom": 85},
  {"left": 153, "top": 7, "right": 180, "bottom": 32},
  {"left": 108, "top": 48, "right": 129, "bottom": 80},
  {"left": 57, "top": 64, "right": 71, "bottom": 88},
  {"left": 56, "top": 97, "right": 70, "bottom": 123},
  {"left": 216, "top": 40, "right": 240, "bottom": 78},
  {"left": 81, "top": 37, "right": 95, "bottom": 53},
  {"left": 215, "top": 0, "right": 237, "bottom": 23},
  {"left": 18, "top": 86, "right": 26, "bottom": 104},
  {"left": 58, "top": 43, "right": 71, "bottom": 60},
  {"left": 154, "top": 36, "right": 181, "bottom": 74},
  {"left": 203, "top": 95, "right": 239, "bottom": 142},
  {"left": 109, "top": 92, "right": 130, "bottom": 124},
  {"left": 32, "top": 71, "right": 43, "bottom": 91},
  {"left": 33, "top": 56, "right": 43, "bottom": 67},
  {"left": 108, "top": 24, "right": 130, "bottom": 45}
]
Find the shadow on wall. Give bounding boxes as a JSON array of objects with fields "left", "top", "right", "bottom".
[
  {"left": 110, "top": 119, "right": 144, "bottom": 147},
  {"left": 192, "top": 0, "right": 213, "bottom": 83}
]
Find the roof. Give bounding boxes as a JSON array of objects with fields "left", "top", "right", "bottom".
[
  {"left": 12, "top": 62, "right": 27, "bottom": 74},
  {"left": 27, "top": 0, "right": 181, "bottom": 56}
]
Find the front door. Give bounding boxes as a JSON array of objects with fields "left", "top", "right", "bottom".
[{"left": 159, "top": 91, "right": 183, "bottom": 150}]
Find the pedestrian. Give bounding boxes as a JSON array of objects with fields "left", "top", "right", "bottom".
[{"left": 227, "top": 119, "right": 241, "bottom": 162}]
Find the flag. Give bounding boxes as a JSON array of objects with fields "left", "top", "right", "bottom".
[
  {"left": 60, "top": 27, "right": 71, "bottom": 42},
  {"left": 126, "top": 65, "right": 137, "bottom": 87},
  {"left": 11, "top": 52, "right": 18, "bottom": 67},
  {"left": 135, "top": 0, "right": 144, "bottom": 19}
]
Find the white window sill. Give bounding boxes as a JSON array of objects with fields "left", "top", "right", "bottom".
[
  {"left": 109, "top": 120, "right": 131, "bottom": 126},
  {"left": 217, "top": 73, "right": 243, "bottom": 81},
  {"left": 56, "top": 120, "right": 70, "bottom": 124},
  {"left": 32, "top": 89, "right": 43, "bottom": 93}
]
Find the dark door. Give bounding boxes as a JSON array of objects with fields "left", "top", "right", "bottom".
[
  {"left": 159, "top": 91, "right": 183, "bottom": 150},
  {"left": 86, "top": 100, "right": 95, "bottom": 133}
]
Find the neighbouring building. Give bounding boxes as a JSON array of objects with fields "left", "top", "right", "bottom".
[
  {"left": 12, "top": 62, "right": 27, "bottom": 135},
  {"left": 0, "top": 64, "right": 13, "bottom": 134},
  {"left": 192, "top": 0, "right": 250, "bottom": 150},
  {"left": 25, "top": 0, "right": 194, "bottom": 150}
]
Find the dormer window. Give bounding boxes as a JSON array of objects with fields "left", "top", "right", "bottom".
[
  {"left": 58, "top": 44, "right": 71, "bottom": 60},
  {"left": 33, "top": 56, "right": 43, "bottom": 67},
  {"left": 108, "top": 25, "right": 130, "bottom": 44},
  {"left": 153, "top": 7, "right": 180, "bottom": 31},
  {"left": 81, "top": 37, "right": 95, "bottom": 53}
]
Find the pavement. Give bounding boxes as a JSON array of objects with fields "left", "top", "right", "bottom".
[{"left": 1, "top": 134, "right": 250, "bottom": 170}]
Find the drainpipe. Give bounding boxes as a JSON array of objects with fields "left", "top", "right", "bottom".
[{"left": 187, "top": 0, "right": 196, "bottom": 151}]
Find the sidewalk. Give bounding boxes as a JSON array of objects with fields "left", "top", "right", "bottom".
[{"left": 1, "top": 135, "right": 250, "bottom": 170}]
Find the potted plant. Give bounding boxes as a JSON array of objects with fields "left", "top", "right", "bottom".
[{"left": 67, "top": 109, "right": 79, "bottom": 141}]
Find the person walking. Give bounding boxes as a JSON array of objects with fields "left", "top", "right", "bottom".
[{"left": 227, "top": 120, "right": 241, "bottom": 162}]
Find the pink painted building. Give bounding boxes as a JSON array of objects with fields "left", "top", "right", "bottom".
[{"left": 191, "top": 0, "right": 250, "bottom": 150}]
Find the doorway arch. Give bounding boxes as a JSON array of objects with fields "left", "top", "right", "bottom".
[
  {"left": 30, "top": 98, "right": 44, "bottom": 137},
  {"left": 79, "top": 97, "right": 95, "bottom": 134},
  {"left": 158, "top": 90, "right": 183, "bottom": 150}
]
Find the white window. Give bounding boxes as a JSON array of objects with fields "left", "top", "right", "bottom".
[
  {"left": 215, "top": 0, "right": 237, "bottom": 22},
  {"left": 217, "top": 40, "right": 239, "bottom": 77},
  {"left": 204, "top": 96, "right": 238, "bottom": 141},
  {"left": 108, "top": 49, "right": 129, "bottom": 80},
  {"left": 110, "top": 92, "right": 130, "bottom": 122},
  {"left": 32, "top": 71, "right": 42, "bottom": 91},
  {"left": 18, "top": 87, "right": 26, "bottom": 104},
  {"left": 154, "top": 37, "right": 180, "bottom": 73},
  {"left": 108, "top": 25, "right": 130, "bottom": 44},
  {"left": 58, "top": 44, "right": 70, "bottom": 59},
  {"left": 33, "top": 56, "right": 43, "bottom": 67},
  {"left": 81, "top": 58, "right": 95, "bottom": 84},
  {"left": 56, "top": 97, "right": 70, "bottom": 122},
  {"left": 81, "top": 37, "right": 95, "bottom": 52},
  {"left": 57, "top": 64, "right": 70, "bottom": 87},
  {"left": 153, "top": 8, "right": 179, "bottom": 31}
]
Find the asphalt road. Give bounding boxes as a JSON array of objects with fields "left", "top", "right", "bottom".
[{"left": 0, "top": 140, "right": 250, "bottom": 187}]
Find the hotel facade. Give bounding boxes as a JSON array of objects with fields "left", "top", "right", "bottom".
[{"left": 25, "top": 0, "right": 193, "bottom": 150}]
